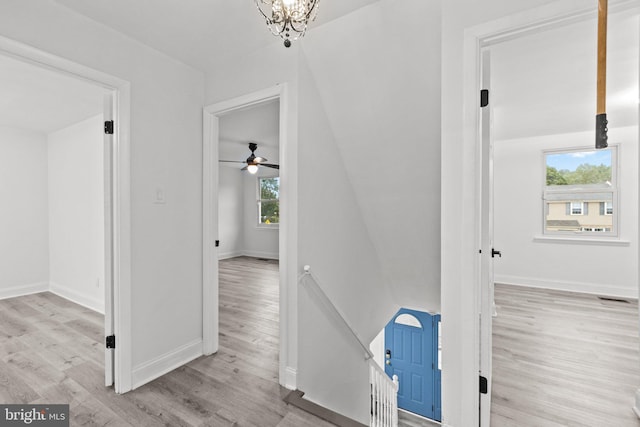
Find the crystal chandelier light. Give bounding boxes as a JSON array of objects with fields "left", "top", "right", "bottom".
[{"left": 255, "top": 0, "right": 320, "bottom": 48}]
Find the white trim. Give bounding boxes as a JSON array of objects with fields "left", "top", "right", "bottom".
[
  {"left": 634, "top": 389, "right": 640, "bottom": 419},
  {"left": 203, "top": 84, "right": 297, "bottom": 390},
  {"left": 495, "top": 275, "right": 637, "bottom": 300},
  {"left": 0, "top": 35, "right": 133, "bottom": 394},
  {"left": 0, "top": 282, "right": 49, "bottom": 300},
  {"left": 218, "top": 251, "right": 280, "bottom": 261},
  {"left": 241, "top": 250, "right": 280, "bottom": 260},
  {"left": 533, "top": 235, "right": 630, "bottom": 246},
  {"left": 283, "top": 367, "right": 297, "bottom": 391},
  {"left": 218, "top": 251, "right": 244, "bottom": 260},
  {"left": 131, "top": 339, "right": 203, "bottom": 389},
  {"left": 49, "top": 282, "right": 104, "bottom": 314}
]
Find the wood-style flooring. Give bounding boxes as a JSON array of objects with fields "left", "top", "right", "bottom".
[
  {"left": 491, "top": 283, "right": 640, "bottom": 427},
  {"left": 0, "top": 256, "right": 336, "bottom": 426}
]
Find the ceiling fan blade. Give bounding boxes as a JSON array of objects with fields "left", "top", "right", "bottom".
[
  {"left": 261, "top": 163, "right": 279, "bottom": 170},
  {"left": 254, "top": 156, "right": 268, "bottom": 163},
  {"left": 219, "top": 160, "right": 246, "bottom": 163},
  {"left": 241, "top": 165, "right": 248, "bottom": 171}
]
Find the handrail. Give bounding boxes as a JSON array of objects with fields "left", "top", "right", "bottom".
[
  {"left": 299, "top": 265, "right": 374, "bottom": 360},
  {"left": 299, "top": 265, "right": 398, "bottom": 427}
]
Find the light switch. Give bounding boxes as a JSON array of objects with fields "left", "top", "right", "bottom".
[{"left": 154, "top": 187, "right": 166, "bottom": 204}]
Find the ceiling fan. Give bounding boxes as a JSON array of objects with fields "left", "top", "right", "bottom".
[{"left": 219, "top": 142, "right": 279, "bottom": 174}]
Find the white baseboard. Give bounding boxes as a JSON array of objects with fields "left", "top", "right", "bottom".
[
  {"left": 495, "top": 275, "right": 637, "bottom": 300},
  {"left": 242, "top": 250, "right": 279, "bottom": 260},
  {"left": 218, "top": 250, "right": 243, "bottom": 260},
  {"left": 218, "top": 250, "right": 280, "bottom": 261},
  {"left": 281, "top": 366, "right": 297, "bottom": 390},
  {"left": 0, "top": 282, "right": 48, "bottom": 300},
  {"left": 49, "top": 281, "right": 104, "bottom": 314},
  {"left": 132, "top": 339, "right": 203, "bottom": 389}
]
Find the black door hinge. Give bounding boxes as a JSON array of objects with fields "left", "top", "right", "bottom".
[
  {"left": 106, "top": 335, "right": 116, "bottom": 349},
  {"left": 215, "top": 240, "right": 220, "bottom": 247},
  {"left": 104, "top": 120, "right": 114, "bottom": 135},
  {"left": 479, "top": 375, "right": 488, "bottom": 394},
  {"left": 480, "top": 89, "right": 489, "bottom": 108}
]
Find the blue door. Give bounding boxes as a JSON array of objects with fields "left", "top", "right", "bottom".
[{"left": 384, "top": 308, "right": 441, "bottom": 421}]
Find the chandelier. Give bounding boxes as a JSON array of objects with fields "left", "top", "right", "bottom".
[{"left": 255, "top": 0, "right": 320, "bottom": 48}]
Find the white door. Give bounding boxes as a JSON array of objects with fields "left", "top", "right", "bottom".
[
  {"left": 104, "top": 93, "right": 115, "bottom": 387},
  {"left": 479, "top": 48, "right": 496, "bottom": 427}
]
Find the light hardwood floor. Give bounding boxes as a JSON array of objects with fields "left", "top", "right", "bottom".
[
  {"left": 491, "top": 284, "right": 640, "bottom": 427},
  {"left": 0, "top": 256, "right": 336, "bottom": 426}
]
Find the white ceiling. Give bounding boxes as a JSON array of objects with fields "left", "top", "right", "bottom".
[
  {"left": 218, "top": 99, "right": 279, "bottom": 169},
  {"left": 492, "top": 11, "right": 639, "bottom": 141},
  {"left": 52, "top": 0, "right": 381, "bottom": 73},
  {"left": 0, "top": 54, "right": 106, "bottom": 134}
]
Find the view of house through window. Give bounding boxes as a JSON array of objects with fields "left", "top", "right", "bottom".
[
  {"left": 258, "top": 177, "right": 279, "bottom": 225},
  {"left": 543, "top": 147, "right": 617, "bottom": 235}
]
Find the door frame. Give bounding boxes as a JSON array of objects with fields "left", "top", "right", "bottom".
[
  {"left": 462, "top": 1, "right": 640, "bottom": 425},
  {"left": 203, "top": 84, "right": 298, "bottom": 389},
  {"left": 0, "top": 35, "right": 133, "bottom": 393}
]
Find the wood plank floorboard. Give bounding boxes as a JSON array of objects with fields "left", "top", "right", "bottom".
[
  {"left": 0, "top": 256, "right": 338, "bottom": 426},
  {"left": 491, "top": 284, "right": 640, "bottom": 427}
]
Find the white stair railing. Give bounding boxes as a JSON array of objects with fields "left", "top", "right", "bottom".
[
  {"left": 299, "top": 266, "right": 399, "bottom": 427},
  {"left": 370, "top": 364, "right": 399, "bottom": 427}
]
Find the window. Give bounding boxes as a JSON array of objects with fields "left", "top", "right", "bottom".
[
  {"left": 604, "top": 201, "right": 613, "bottom": 215},
  {"left": 570, "top": 202, "right": 583, "bottom": 215},
  {"left": 258, "top": 177, "right": 279, "bottom": 226},
  {"left": 543, "top": 147, "right": 617, "bottom": 236}
]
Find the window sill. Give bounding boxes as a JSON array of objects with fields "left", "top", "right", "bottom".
[
  {"left": 533, "top": 235, "right": 630, "bottom": 246},
  {"left": 257, "top": 225, "right": 279, "bottom": 230}
]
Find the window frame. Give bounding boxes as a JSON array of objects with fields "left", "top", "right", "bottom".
[
  {"left": 542, "top": 145, "right": 619, "bottom": 238},
  {"left": 605, "top": 201, "right": 613, "bottom": 216},
  {"left": 570, "top": 201, "right": 584, "bottom": 215},
  {"left": 257, "top": 175, "right": 280, "bottom": 228}
]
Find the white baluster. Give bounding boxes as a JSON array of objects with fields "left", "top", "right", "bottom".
[{"left": 392, "top": 374, "right": 399, "bottom": 427}]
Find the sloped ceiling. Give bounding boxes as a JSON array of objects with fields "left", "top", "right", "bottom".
[
  {"left": 53, "top": 0, "right": 381, "bottom": 72},
  {"left": 492, "top": 10, "right": 639, "bottom": 141},
  {"left": 0, "top": 54, "right": 105, "bottom": 133}
]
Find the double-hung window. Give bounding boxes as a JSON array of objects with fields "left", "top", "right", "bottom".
[
  {"left": 543, "top": 146, "right": 618, "bottom": 236},
  {"left": 258, "top": 177, "right": 279, "bottom": 226}
]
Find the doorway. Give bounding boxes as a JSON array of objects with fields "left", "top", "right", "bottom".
[
  {"left": 384, "top": 308, "right": 441, "bottom": 422},
  {"left": 0, "top": 38, "right": 132, "bottom": 392},
  {"left": 202, "top": 85, "right": 296, "bottom": 388},
  {"left": 476, "top": 5, "right": 639, "bottom": 426}
]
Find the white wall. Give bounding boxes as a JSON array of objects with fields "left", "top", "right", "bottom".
[
  {"left": 301, "top": 0, "right": 442, "bottom": 314},
  {"left": 218, "top": 165, "right": 244, "bottom": 258},
  {"left": 48, "top": 114, "right": 105, "bottom": 312},
  {"left": 0, "top": 126, "right": 49, "bottom": 298},
  {"left": 0, "top": 1, "right": 205, "bottom": 389},
  {"left": 243, "top": 170, "right": 279, "bottom": 259},
  {"left": 218, "top": 166, "right": 280, "bottom": 260},
  {"left": 494, "top": 127, "right": 638, "bottom": 298}
]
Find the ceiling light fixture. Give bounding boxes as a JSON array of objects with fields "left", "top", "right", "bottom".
[
  {"left": 247, "top": 163, "right": 259, "bottom": 174},
  {"left": 255, "top": 0, "right": 320, "bottom": 48}
]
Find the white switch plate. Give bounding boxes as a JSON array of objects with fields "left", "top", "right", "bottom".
[{"left": 154, "top": 187, "right": 166, "bottom": 204}]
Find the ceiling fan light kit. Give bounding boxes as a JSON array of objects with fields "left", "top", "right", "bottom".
[
  {"left": 255, "top": 0, "right": 320, "bottom": 48},
  {"left": 219, "top": 142, "right": 280, "bottom": 173}
]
